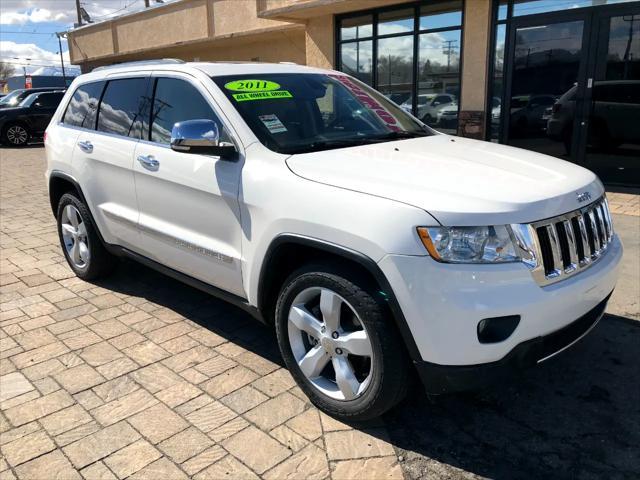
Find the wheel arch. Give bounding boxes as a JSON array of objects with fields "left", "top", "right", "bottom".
[
  {"left": 257, "top": 234, "right": 422, "bottom": 363},
  {"left": 48, "top": 171, "right": 86, "bottom": 216}
]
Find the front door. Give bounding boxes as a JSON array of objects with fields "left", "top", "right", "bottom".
[
  {"left": 502, "top": 3, "right": 640, "bottom": 186},
  {"left": 132, "top": 74, "right": 245, "bottom": 298}
]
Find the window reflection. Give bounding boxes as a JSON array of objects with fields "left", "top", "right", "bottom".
[
  {"left": 513, "top": 0, "right": 638, "bottom": 17},
  {"left": 377, "top": 36, "right": 414, "bottom": 107},
  {"left": 340, "top": 41, "right": 373, "bottom": 85},
  {"left": 379, "top": 8, "right": 414, "bottom": 36},
  {"left": 340, "top": 15, "right": 373, "bottom": 41}
]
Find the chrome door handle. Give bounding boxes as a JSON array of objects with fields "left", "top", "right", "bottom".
[
  {"left": 77, "top": 140, "right": 93, "bottom": 153},
  {"left": 137, "top": 154, "right": 159, "bottom": 170}
]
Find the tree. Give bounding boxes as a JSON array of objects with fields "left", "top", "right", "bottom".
[{"left": 0, "top": 62, "right": 15, "bottom": 81}]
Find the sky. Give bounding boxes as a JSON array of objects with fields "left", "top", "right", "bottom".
[{"left": 0, "top": 1, "right": 177, "bottom": 76}]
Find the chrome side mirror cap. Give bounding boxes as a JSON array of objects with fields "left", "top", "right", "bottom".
[{"left": 170, "top": 119, "right": 237, "bottom": 160}]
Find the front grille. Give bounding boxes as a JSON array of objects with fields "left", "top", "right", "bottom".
[{"left": 528, "top": 197, "right": 613, "bottom": 286}]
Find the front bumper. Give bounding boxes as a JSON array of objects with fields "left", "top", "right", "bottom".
[
  {"left": 378, "top": 233, "right": 622, "bottom": 369},
  {"left": 416, "top": 292, "right": 610, "bottom": 393}
]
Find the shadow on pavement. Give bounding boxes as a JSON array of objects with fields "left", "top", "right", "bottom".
[
  {"left": 97, "top": 258, "right": 639, "bottom": 479},
  {"left": 385, "top": 313, "right": 640, "bottom": 479}
]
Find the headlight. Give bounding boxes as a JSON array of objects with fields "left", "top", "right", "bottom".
[{"left": 417, "top": 226, "right": 520, "bottom": 263}]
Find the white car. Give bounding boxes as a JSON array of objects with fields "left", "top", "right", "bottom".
[
  {"left": 45, "top": 60, "right": 621, "bottom": 420},
  {"left": 401, "top": 93, "right": 456, "bottom": 124}
]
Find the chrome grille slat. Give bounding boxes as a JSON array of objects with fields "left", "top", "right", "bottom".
[
  {"left": 525, "top": 196, "right": 613, "bottom": 286},
  {"left": 546, "top": 225, "right": 563, "bottom": 278},
  {"left": 562, "top": 219, "right": 579, "bottom": 272}
]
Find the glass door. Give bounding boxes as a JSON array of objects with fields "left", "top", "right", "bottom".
[
  {"left": 582, "top": 7, "right": 640, "bottom": 185},
  {"left": 503, "top": 14, "right": 590, "bottom": 159}
]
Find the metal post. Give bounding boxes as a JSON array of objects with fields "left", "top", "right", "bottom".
[
  {"left": 57, "top": 33, "right": 67, "bottom": 87},
  {"left": 75, "top": 0, "right": 82, "bottom": 26}
]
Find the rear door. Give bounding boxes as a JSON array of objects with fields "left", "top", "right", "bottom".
[
  {"left": 72, "top": 74, "right": 151, "bottom": 248},
  {"left": 132, "top": 73, "right": 244, "bottom": 297}
]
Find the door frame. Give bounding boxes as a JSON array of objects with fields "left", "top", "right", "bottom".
[
  {"left": 578, "top": 2, "right": 640, "bottom": 165},
  {"left": 499, "top": 1, "right": 640, "bottom": 166},
  {"left": 500, "top": 9, "right": 593, "bottom": 159}
]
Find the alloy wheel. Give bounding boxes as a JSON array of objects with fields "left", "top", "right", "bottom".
[
  {"left": 6, "top": 125, "right": 28, "bottom": 145},
  {"left": 287, "top": 287, "right": 374, "bottom": 401},
  {"left": 60, "top": 204, "right": 90, "bottom": 269}
]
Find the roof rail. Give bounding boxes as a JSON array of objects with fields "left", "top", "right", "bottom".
[{"left": 92, "top": 59, "right": 185, "bottom": 72}]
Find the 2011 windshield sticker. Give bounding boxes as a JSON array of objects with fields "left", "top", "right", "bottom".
[
  {"left": 232, "top": 91, "right": 293, "bottom": 102},
  {"left": 225, "top": 80, "right": 281, "bottom": 92}
]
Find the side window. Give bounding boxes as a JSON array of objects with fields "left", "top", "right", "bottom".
[
  {"left": 97, "top": 78, "right": 149, "bottom": 139},
  {"left": 62, "top": 81, "right": 105, "bottom": 129},
  {"left": 37, "top": 93, "right": 63, "bottom": 108},
  {"left": 150, "top": 77, "right": 227, "bottom": 145}
]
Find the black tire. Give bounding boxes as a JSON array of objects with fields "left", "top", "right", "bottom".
[
  {"left": 275, "top": 264, "right": 410, "bottom": 421},
  {"left": 422, "top": 113, "right": 434, "bottom": 125},
  {"left": 56, "top": 193, "right": 116, "bottom": 280},
  {"left": 2, "top": 123, "right": 30, "bottom": 146}
]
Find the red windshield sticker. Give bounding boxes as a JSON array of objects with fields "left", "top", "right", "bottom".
[{"left": 329, "top": 74, "right": 401, "bottom": 132}]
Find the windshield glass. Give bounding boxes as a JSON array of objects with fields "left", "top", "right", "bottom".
[
  {"left": 212, "top": 73, "right": 432, "bottom": 154},
  {"left": 0, "top": 90, "right": 24, "bottom": 106}
]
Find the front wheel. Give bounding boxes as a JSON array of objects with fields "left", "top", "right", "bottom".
[{"left": 275, "top": 265, "right": 410, "bottom": 421}]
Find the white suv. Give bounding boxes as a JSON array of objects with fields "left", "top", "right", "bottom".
[{"left": 45, "top": 60, "right": 622, "bottom": 420}]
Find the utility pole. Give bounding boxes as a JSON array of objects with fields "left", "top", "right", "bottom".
[
  {"left": 56, "top": 33, "right": 67, "bottom": 87},
  {"left": 75, "top": 0, "right": 82, "bottom": 26},
  {"left": 144, "top": 0, "right": 150, "bottom": 7},
  {"left": 442, "top": 40, "right": 458, "bottom": 72}
]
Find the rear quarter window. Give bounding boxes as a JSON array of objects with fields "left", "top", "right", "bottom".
[{"left": 62, "top": 81, "right": 105, "bottom": 129}]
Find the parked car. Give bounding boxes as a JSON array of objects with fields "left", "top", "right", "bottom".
[
  {"left": 435, "top": 101, "right": 458, "bottom": 128},
  {"left": 0, "top": 87, "right": 63, "bottom": 110},
  {"left": 401, "top": 93, "right": 456, "bottom": 124},
  {"left": 509, "top": 94, "right": 557, "bottom": 136},
  {"left": 0, "top": 90, "right": 65, "bottom": 146},
  {"left": 547, "top": 81, "right": 640, "bottom": 153},
  {"left": 45, "top": 61, "right": 621, "bottom": 420}
]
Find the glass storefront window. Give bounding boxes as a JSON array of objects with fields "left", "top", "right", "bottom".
[
  {"left": 377, "top": 35, "right": 415, "bottom": 106},
  {"left": 490, "top": 24, "right": 506, "bottom": 141},
  {"left": 337, "top": 1, "right": 463, "bottom": 135},
  {"left": 513, "top": 0, "right": 638, "bottom": 17},
  {"left": 340, "top": 14, "right": 373, "bottom": 41},
  {"left": 339, "top": 41, "right": 373, "bottom": 85},
  {"left": 378, "top": 8, "right": 414, "bottom": 35},
  {"left": 419, "top": 1, "right": 462, "bottom": 29}
]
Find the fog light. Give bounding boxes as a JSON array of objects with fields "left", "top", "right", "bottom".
[{"left": 477, "top": 315, "right": 520, "bottom": 344}]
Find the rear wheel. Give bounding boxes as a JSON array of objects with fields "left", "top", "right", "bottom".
[
  {"left": 57, "top": 193, "right": 116, "bottom": 280},
  {"left": 275, "top": 264, "right": 409, "bottom": 421},
  {"left": 3, "top": 123, "right": 29, "bottom": 146}
]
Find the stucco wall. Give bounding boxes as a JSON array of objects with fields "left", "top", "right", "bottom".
[
  {"left": 213, "top": 0, "right": 296, "bottom": 37},
  {"left": 68, "top": 24, "right": 115, "bottom": 63},
  {"left": 305, "top": 15, "right": 334, "bottom": 69},
  {"left": 116, "top": 1, "right": 210, "bottom": 54}
]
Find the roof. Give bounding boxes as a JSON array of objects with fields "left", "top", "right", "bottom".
[{"left": 75, "top": 60, "right": 336, "bottom": 84}]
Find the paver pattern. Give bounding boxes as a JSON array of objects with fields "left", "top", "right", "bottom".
[
  {"left": 1, "top": 146, "right": 639, "bottom": 480},
  {"left": 0, "top": 147, "right": 402, "bottom": 479}
]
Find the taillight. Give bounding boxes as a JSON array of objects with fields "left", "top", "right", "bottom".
[{"left": 43, "top": 131, "right": 48, "bottom": 143}]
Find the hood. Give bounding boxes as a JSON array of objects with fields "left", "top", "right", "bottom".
[{"left": 285, "top": 135, "right": 603, "bottom": 226}]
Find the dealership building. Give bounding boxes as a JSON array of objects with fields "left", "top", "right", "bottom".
[{"left": 67, "top": 0, "right": 639, "bottom": 186}]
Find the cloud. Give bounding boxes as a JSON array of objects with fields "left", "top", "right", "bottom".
[
  {"left": 1, "top": 40, "right": 72, "bottom": 74},
  {"left": 1, "top": 8, "right": 69, "bottom": 25},
  {"left": 0, "top": 0, "right": 181, "bottom": 26}
]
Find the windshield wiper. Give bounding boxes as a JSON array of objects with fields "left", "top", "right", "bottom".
[
  {"left": 368, "top": 130, "right": 431, "bottom": 142},
  {"left": 284, "top": 138, "right": 375, "bottom": 154}
]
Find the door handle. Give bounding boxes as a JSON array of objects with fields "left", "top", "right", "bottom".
[
  {"left": 77, "top": 140, "right": 93, "bottom": 153},
  {"left": 137, "top": 154, "right": 159, "bottom": 170}
]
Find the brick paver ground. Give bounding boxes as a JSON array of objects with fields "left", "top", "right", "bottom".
[
  {"left": 0, "top": 147, "right": 403, "bottom": 479},
  {"left": 2, "top": 146, "right": 639, "bottom": 480}
]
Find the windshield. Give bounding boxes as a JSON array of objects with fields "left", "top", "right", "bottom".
[
  {"left": 212, "top": 73, "right": 432, "bottom": 154},
  {"left": 0, "top": 90, "right": 24, "bottom": 106}
]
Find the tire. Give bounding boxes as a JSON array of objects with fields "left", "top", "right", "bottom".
[
  {"left": 2, "top": 123, "right": 30, "bottom": 146},
  {"left": 56, "top": 193, "right": 116, "bottom": 280},
  {"left": 275, "top": 264, "right": 410, "bottom": 421},
  {"left": 422, "top": 113, "right": 434, "bottom": 125}
]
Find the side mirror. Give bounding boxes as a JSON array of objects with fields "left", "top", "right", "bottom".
[{"left": 170, "top": 119, "right": 237, "bottom": 160}]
